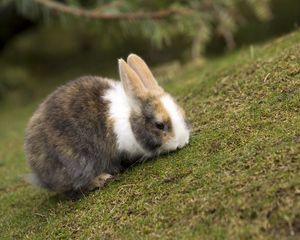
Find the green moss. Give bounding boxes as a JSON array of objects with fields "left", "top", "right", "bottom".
[{"left": 1, "top": 31, "right": 300, "bottom": 239}]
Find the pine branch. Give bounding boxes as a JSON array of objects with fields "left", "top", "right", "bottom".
[{"left": 31, "top": 0, "right": 194, "bottom": 20}]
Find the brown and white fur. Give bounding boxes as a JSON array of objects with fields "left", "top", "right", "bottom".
[{"left": 25, "top": 54, "right": 190, "bottom": 196}]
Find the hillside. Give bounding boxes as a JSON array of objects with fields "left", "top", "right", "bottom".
[{"left": 0, "top": 31, "right": 300, "bottom": 239}]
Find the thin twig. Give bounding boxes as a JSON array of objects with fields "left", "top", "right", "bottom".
[{"left": 32, "top": 0, "right": 194, "bottom": 20}]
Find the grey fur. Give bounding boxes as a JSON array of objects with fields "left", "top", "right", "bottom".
[
  {"left": 130, "top": 112, "right": 162, "bottom": 152},
  {"left": 130, "top": 98, "right": 172, "bottom": 152},
  {"left": 25, "top": 77, "right": 121, "bottom": 193}
]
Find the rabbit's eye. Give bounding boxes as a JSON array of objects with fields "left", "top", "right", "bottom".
[{"left": 155, "top": 121, "right": 166, "bottom": 131}]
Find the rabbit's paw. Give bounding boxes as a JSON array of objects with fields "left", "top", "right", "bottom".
[{"left": 90, "top": 173, "right": 114, "bottom": 190}]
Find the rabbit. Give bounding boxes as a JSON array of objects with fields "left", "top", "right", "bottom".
[{"left": 24, "top": 54, "right": 190, "bottom": 196}]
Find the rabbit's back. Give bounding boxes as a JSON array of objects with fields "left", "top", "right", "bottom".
[{"left": 25, "top": 76, "right": 120, "bottom": 192}]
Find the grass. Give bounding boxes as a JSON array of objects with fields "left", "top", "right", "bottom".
[{"left": 1, "top": 30, "right": 300, "bottom": 239}]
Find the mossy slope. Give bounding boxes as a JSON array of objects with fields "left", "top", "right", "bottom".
[{"left": 1, "top": 31, "right": 300, "bottom": 239}]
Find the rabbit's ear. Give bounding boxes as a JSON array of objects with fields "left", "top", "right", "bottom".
[
  {"left": 127, "top": 54, "right": 162, "bottom": 92},
  {"left": 119, "top": 59, "right": 147, "bottom": 102}
]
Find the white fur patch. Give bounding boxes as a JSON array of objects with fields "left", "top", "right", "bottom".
[
  {"left": 160, "top": 95, "right": 190, "bottom": 151},
  {"left": 103, "top": 82, "right": 149, "bottom": 157}
]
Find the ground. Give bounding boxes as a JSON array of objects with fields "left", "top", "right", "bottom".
[{"left": 0, "top": 30, "right": 300, "bottom": 239}]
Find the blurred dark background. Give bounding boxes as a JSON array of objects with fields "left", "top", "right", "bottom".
[{"left": 0, "top": 0, "right": 300, "bottom": 107}]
